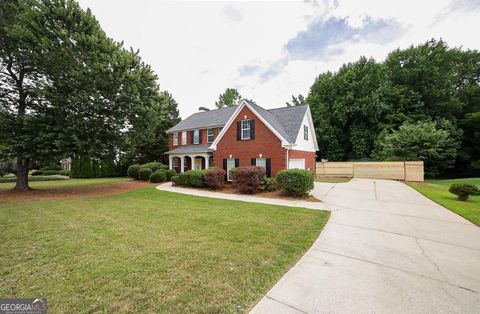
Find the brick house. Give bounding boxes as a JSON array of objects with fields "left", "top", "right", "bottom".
[{"left": 166, "top": 99, "right": 318, "bottom": 180}]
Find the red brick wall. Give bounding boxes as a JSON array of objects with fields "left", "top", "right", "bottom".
[
  {"left": 288, "top": 150, "right": 317, "bottom": 172},
  {"left": 168, "top": 127, "right": 220, "bottom": 151},
  {"left": 213, "top": 106, "right": 288, "bottom": 175}
]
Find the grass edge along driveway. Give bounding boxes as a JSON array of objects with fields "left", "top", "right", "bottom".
[
  {"left": 408, "top": 178, "right": 480, "bottom": 226},
  {"left": 0, "top": 187, "right": 329, "bottom": 313}
]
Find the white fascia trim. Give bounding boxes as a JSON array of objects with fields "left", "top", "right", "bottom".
[
  {"left": 209, "top": 100, "right": 290, "bottom": 150},
  {"left": 305, "top": 106, "right": 319, "bottom": 151}
]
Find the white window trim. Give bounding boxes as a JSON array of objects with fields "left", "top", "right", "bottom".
[
  {"left": 241, "top": 119, "right": 251, "bottom": 140},
  {"left": 193, "top": 130, "right": 200, "bottom": 144},
  {"left": 256, "top": 157, "right": 266, "bottom": 168},
  {"left": 207, "top": 128, "right": 214, "bottom": 143},
  {"left": 304, "top": 125, "right": 308, "bottom": 141},
  {"left": 181, "top": 131, "right": 187, "bottom": 145},
  {"left": 173, "top": 132, "right": 178, "bottom": 146},
  {"left": 227, "top": 158, "right": 236, "bottom": 181}
]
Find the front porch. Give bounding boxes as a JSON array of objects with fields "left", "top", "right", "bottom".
[{"left": 168, "top": 154, "right": 213, "bottom": 173}]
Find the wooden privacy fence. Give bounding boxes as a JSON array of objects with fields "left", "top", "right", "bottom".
[{"left": 316, "top": 161, "right": 424, "bottom": 182}]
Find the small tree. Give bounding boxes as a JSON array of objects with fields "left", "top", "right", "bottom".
[
  {"left": 449, "top": 184, "right": 480, "bottom": 201},
  {"left": 215, "top": 88, "right": 242, "bottom": 108},
  {"left": 374, "top": 121, "right": 459, "bottom": 177}
]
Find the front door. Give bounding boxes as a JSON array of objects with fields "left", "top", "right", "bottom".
[{"left": 195, "top": 158, "right": 203, "bottom": 170}]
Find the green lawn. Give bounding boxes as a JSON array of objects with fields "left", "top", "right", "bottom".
[
  {"left": 0, "top": 177, "right": 130, "bottom": 190},
  {"left": 0, "top": 187, "right": 329, "bottom": 312},
  {"left": 408, "top": 178, "right": 480, "bottom": 225}
]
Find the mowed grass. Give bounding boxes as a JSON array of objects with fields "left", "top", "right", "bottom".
[
  {"left": 408, "top": 178, "right": 480, "bottom": 226},
  {"left": 0, "top": 177, "right": 130, "bottom": 190},
  {"left": 0, "top": 187, "right": 329, "bottom": 313}
]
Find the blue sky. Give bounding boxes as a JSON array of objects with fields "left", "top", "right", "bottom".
[{"left": 77, "top": 0, "right": 480, "bottom": 118}]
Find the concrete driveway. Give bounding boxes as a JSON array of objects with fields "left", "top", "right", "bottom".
[{"left": 251, "top": 179, "right": 480, "bottom": 313}]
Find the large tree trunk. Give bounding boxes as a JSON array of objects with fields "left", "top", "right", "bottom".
[{"left": 15, "top": 157, "right": 30, "bottom": 191}]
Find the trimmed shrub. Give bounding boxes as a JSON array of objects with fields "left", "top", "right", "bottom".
[
  {"left": 150, "top": 170, "right": 167, "bottom": 183},
  {"left": 205, "top": 168, "right": 226, "bottom": 190},
  {"left": 40, "top": 165, "right": 62, "bottom": 171},
  {"left": 173, "top": 170, "right": 207, "bottom": 187},
  {"left": 171, "top": 175, "right": 180, "bottom": 186},
  {"left": 31, "top": 170, "right": 43, "bottom": 176},
  {"left": 59, "top": 170, "right": 70, "bottom": 176},
  {"left": 263, "top": 177, "right": 277, "bottom": 192},
  {"left": 276, "top": 169, "right": 314, "bottom": 196},
  {"left": 232, "top": 166, "right": 266, "bottom": 194},
  {"left": 165, "top": 169, "right": 177, "bottom": 181},
  {"left": 449, "top": 184, "right": 480, "bottom": 201},
  {"left": 127, "top": 164, "right": 141, "bottom": 179},
  {"left": 140, "top": 162, "right": 168, "bottom": 172},
  {"left": 138, "top": 168, "right": 153, "bottom": 181},
  {"left": 41, "top": 170, "right": 59, "bottom": 176}
]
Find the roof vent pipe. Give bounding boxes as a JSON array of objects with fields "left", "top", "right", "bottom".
[{"left": 198, "top": 106, "right": 210, "bottom": 112}]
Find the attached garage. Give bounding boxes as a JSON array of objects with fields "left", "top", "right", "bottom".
[{"left": 288, "top": 158, "right": 305, "bottom": 170}]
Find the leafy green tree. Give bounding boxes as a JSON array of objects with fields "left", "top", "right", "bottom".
[
  {"left": 0, "top": 0, "right": 171, "bottom": 189},
  {"left": 373, "top": 121, "right": 459, "bottom": 177},
  {"left": 286, "top": 94, "right": 307, "bottom": 107},
  {"left": 215, "top": 88, "right": 242, "bottom": 108}
]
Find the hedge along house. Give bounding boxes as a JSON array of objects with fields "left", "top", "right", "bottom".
[{"left": 165, "top": 99, "right": 318, "bottom": 180}]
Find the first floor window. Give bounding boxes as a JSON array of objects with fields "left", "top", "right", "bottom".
[
  {"left": 227, "top": 158, "right": 236, "bottom": 181},
  {"left": 304, "top": 125, "right": 309, "bottom": 141},
  {"left": 208, "top": 156, "right": 214, "bottom": 168},
  {"left": 256, "top": 158, "right": 266, "bottom": 168},
  {"left": 207, "top": 128, "right": 214, "bottom": 143},
  {"left": 173, "top": 132, "right": 178, "bottom": 146},
  {"left": 241, "top": 119, "right": 251, "bottom": 140},
  {"left": 193, "top": 130, "right": 200, "bottom": 144},
  {"left": 181, "top": 131, "right": 187, "bottom": 145}
]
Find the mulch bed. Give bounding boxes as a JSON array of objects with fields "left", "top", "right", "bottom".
[
  {"left": 0, "top": 180, "right": 155, "bottom": 203},
  {"left": 182, "top": 183, "right": 321, "bottom": 202}
]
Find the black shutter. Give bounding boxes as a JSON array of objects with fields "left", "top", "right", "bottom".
[
  {"left": 198, "top": 129, "right": 202, "bottom": 144},
  {"left": 250, "top": 120, "right": 255, "bottom": 140},
  {"left": 251, "top": 158, "right": 256, "bottom": 166},
  {"left": 223, "top": 159, "right": 227, "bottom": 180},
  {"left": 190, "top": 131, "right": 194, "bottom": 144},
  {"left": 235, "top": 159, "right": 239, "bottom": 167},
  {"left": 237, "top": 121, "right": 241, "bottom": 140},
  {"left": 266, "top": 158, "right": 271, "bottom": 177}
]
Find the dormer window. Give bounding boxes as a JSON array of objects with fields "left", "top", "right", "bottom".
[
  {"left": 241, "top": 120, "right": 251, "bottom": 140},
  {"left": 173, "top": 132, "right": 178, "bottom": 146},
  {"left": 304, "top": 125, "right": 308, "bottom": 141}
]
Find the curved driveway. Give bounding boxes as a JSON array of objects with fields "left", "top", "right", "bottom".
[{"left": 251, "top": 179, "right": 480, "bottom": 313}]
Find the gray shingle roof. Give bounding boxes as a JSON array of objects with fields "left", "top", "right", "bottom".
[
  {"left": 165, "top": 144, "right": 212, "bottom": 155},
  {"left": 167, "top": 101, "right": 309, "bottom": 144},
  {"left": 167, "top": 106, "right": 237, "bottom": 133}
]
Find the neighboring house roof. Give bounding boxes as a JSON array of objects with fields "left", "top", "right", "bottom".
[
  {"left": 167, "top": 106, "right": 237, "bottom": 133},
  {"left": 166, "top": 144, "right": 212, "bottom": 155}
]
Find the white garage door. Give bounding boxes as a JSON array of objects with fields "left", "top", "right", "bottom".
[{"left": 288, "top": 158, "right": 305, "bottom": 169}]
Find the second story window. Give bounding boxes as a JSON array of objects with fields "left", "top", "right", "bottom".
[
  {"left": 304, "top": 125, "right": 308, "bottom": 141},
  {"left": 207, "top": 128, "right": 214, "bottom": 143},
  {"left": 241, "top": 120, "right": 251, "bottom": 140},
  {"left": 193, "top": 130, "right": 200, "bottom": 144},
  {"left": 173, "top": 132, "right": 178, "bottom": 146},
  {"left": 182, "top": 131, "right": 186, "bottom": 145}
]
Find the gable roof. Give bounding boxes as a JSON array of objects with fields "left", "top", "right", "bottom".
[
  {"left": 168, "top": 100, "right": 311, "bottom": 146},
  {"left": 167, "top": 106, "right": 237, "bottom": 133}
]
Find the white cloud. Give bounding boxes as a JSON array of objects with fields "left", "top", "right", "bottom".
[{"left": 77, "top": 0, "right": 480, "bottom": 118}]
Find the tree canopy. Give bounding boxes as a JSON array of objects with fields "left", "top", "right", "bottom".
[
  {"left": 307, "top": 39, "right": 480, "bottom": 177},
  {"left": 215, "top": 88, "right": 242, "bottom": 108},
  {"left": 0, "top": 0, "right": 179, "bottom": 189}
]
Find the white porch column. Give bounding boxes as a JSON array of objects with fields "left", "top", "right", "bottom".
[
  {"left": 205, "top": 154, "right": 209, "bottom": 169},
  {"left": 191, "top": 156, "right": 195, "bottom": 170},
  {"left": 180, "top": 156, "right": 185, "bottom": 173},
  {"left": 168, "top": 156, "right": 173, "bottom": 170}
]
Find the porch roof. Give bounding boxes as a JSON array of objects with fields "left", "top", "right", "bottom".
[{"left": 165, "top": 144, "right": 212, "bottom": 155}]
